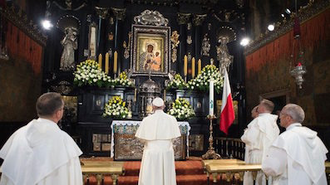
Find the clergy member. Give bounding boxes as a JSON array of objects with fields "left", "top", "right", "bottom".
[
  {"left": 262, "top": 104, "right": 328, "bottom": 185},
  {"left": 0, "top": 92, "right": 83, "bottom": 185},
  {"left": 135, "top": 97, "right": 181, "bottom": 185},
  {"left": 241, "top": 99, "right": 280, "bottom": 185}
]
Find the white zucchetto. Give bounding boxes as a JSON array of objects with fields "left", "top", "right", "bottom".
[{"left": 152, "top": 97, "right": 164, "bottom": 107}]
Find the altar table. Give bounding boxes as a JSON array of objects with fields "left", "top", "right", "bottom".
[{"left": 111, "top": 120, "right": 190, "bottom": 160}]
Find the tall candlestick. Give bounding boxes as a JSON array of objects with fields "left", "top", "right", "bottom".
[
  {"left": 184, "top": 55, "right": 188, "bottom": 76},
  {"left": 209, "top": 79, "right": 214, "bottom": 116},
  {"left": 105, "top": 52, "right": 109, "bottom": 74},
  {"left": 198, "top": 59, "right": 202, "bottom": 74},
  {"left": 98, "top": 53, "right": 102, "bottom": 70},
  {"left": 192, "top": 57, "right": 195, "bottom": 78},
  {"left": 114, "top": 51, "right": 118, "bottom": 74}
]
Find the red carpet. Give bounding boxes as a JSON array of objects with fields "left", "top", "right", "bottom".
[{"left": 83, "top": 157, "right": 223, "bottom": 185}]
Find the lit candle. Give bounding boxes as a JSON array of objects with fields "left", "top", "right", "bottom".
[
  {"left": 198, "top": 59, "right": 201, "bottom": 74},
  {"left": 184, "top": 55, "right": 188, "bottom": 76},
  {"left": 98, "top": 53, "right": 102, "bottom": 70},
  {"left": 192, "top": 57, "right": 195, "bottom": 78},
  {"left": 114, "top": 51, "right": 118, "bottom": 74},
  {"left": 105, "top": 52, "right": 109, "bottom": 74},
  {"left": 209, "top": 78, "right": 214, "bottom": 116}
]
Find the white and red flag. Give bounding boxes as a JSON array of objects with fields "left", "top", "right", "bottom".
[{"left": 219, "top": 69, "right": 235, "bottom": 134}]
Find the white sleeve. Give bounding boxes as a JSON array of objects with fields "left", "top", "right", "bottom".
[
  {"left": 262, "top": 146, "right": 287, "bottom": 177},
  {"left": 241, "top": 123, "right": 259, "bottom": 146}
]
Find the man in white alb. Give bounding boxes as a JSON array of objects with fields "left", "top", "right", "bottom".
[
  {"left": 241, "top": 99, "right": 280, "bottom": 185},
  {"left": 135, "top": 97, "right": 181, "bottom": 185},
  {"left": 262, "top": 104, "right": 328, "bottom": 185},
  {"left": 0, "top": 92, "right": 83, "bottom": 185}
]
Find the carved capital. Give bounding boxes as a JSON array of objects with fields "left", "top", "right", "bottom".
[
  {"left": 193, "top": 14, "right": 207, "bottom": 26},
  {"left": 177, "top": 13, "right": 191, "bottom": 25},
  {"left": 95, "top": 6, "right": 109, "bottom": 19},
  {"left": 111, "top": 7, "right": 126, "bottom": 21}
]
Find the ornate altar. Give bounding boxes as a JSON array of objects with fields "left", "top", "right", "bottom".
[{"left": 111, "top": 120, "right": 190, "bottom": 161}]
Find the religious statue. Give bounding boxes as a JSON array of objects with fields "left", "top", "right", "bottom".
[
  {"left": 171, "top": 31, "right": 180, "bottom": 63},
  {"left": 60, "top": 27, "right": 78, "bottom": 71},
  {"left": 216, "top": 36, "right": 233, "bottom": 74},
  {"left": 201, "top": 34, "right": 210, "bottom": 56}
]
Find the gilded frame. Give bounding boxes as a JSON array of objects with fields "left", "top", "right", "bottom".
[{"left": 130, "top": 24, "right": 171, "bottom": 77}]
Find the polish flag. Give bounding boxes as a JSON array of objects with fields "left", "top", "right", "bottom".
[{"left": 219, "top": 69, "right": 235, "bottom": 134}]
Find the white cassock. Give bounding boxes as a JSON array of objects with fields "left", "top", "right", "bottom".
[
  {"left": 241, "top": 113, "right": 280, "bottom": 185},
  {"left": 262, "top": 123, "right": 328, "bottom": 185},
  {"left": 135, "top": 110, "right": 181, "bottom": 185},
  {"left": 0, "top": 118, "right": 83, "bottom": 185}
]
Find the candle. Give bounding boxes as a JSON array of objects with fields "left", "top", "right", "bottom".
[
  {"left": 198, "top": 59, "right": 201, "bottom": 74},
  {"left": 134, "top": 88, "right": 137, "bottom": 102},
  {"left": 163, "top": 89, "right": 166, "bottom": 101},
  {"left": 105, "top": 52, "right": 109, "bottom": 74},
  {"left": 114, "top": 51, "right": 118, "bottom": 74},
  {"left": 184, "top": 55, "right": 188, "bottom": 76},
  {"left": 209, "top": 78, "right": 214, "bottom": 116},
  {"left": 98, "top": 53, "right": 102, "bottom": 70},
  {"left": 192, "top": 57, "right": 195, "bottom": 78}
]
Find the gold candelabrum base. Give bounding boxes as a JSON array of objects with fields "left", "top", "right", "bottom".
[{"left": 202, "top": 115, "right": 221, "bottom": 160}]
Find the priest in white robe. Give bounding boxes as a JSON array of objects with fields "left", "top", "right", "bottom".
[
  {"left": 262, "top": 103, "right": 328, "bottom": 185},
  {"left": 135, "top": 97, "right": 181, "bottom": 185},
  {"left": 241, "top": 99, "right": 280, "bottom": 185},
  {"left": 0, "top": 92, "right": 83, "bottom": 185}
]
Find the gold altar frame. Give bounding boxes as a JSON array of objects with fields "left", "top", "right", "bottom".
[{"left": 130, "top": 25, "right": 171, "bottom": 77}]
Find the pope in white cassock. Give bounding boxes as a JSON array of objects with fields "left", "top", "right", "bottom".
[
  {"left": 0, "top": 92, "right": 83, "bottom": 185},
  {"left": 262, "top": 104, "right": 328, "bottom": 185},
  {"left": 135, "top": 97, "right": 181, "bottom": 185},
  {"left": 241, "top": 99, "right": 280, "bottom": 185}
]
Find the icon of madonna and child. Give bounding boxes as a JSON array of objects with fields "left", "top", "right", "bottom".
[{"left": 139, "top": 43, "right": 162, "bottom": 72}]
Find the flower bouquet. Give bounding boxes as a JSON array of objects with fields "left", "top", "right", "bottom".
[
  {"left": 187, "top": 64, "right": 223, "bottom": 93},
  {"left": 166, "top": 74, "right": 188, "bottom": 90},
  {"left": 168, "top": 98, "right": 195, "bottom": 120},
  {"left": 73, "top": 59, "right": 111, "bottom": 87},
  {"left": 103, "top": 96, "right": 130, "bottom": 119},
  {"left": 112, "top": 72, "right": 134, "bottom": 87}
]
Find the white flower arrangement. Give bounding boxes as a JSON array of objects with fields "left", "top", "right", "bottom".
[
  {"left": 73, "top": 59, "right": 111, "bottom": 87},
  {"left": 166, "top": 74, "right": 188, "bottom": 90},
  {"left": 73, "top": 60, "right": 133, "bottom": 88},
  {"left": 168, "top": 98, "right": 195, "bottom": 120},
  {"left": 187, "top": 64, "right": 223, "bottom": 93},
  {"left": 103, "top": 96, "right": 130, "bottom": 119}
]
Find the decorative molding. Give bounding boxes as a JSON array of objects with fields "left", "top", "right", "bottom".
[
  {"left": 244, "top": 0, "right": 330, "bottom": 55},
  {"left": 111, "top": 7, "right": 126, "bottom": 21},
  {"left": 177, "top": 13, "right": 191, "bottom": 25},
  {"left": 95, "top": 6, "right": 109, "bottom": 19},
  {"left": 134, "top": 10, "right": 168, "bottom": 26},
  {"left": 1, "top": 5, "right": 47, "bottom": 46},
  {"left": 193, "top": 14, "right": 207, "bottom": 26}
]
